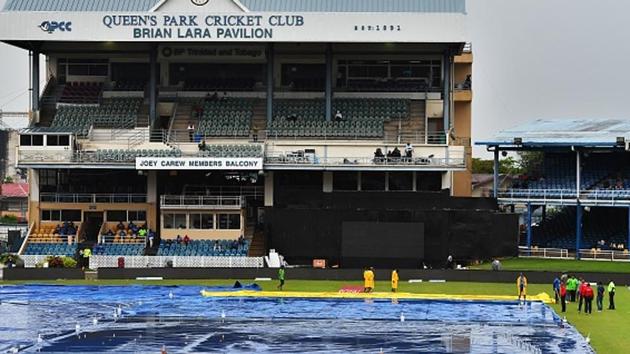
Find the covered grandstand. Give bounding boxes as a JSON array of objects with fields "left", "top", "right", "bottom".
[
  {"left": 478, "top": 118, "right": 630, "bottom": 260},
  {"left": 0, "top": 0, "right": 517, "bottom": 268}
]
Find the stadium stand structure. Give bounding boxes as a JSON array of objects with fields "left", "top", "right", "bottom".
[
  {"left": 478, "top": 118, "right": 630, "bottom": 258},
  {"left": 6, "top": 0, "right": 485, "bottom": 267}
]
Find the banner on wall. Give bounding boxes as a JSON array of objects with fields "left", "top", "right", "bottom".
[{"left": 135, "top": 157, "right": 263, "bottom": 170}]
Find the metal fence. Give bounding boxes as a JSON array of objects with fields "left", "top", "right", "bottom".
[
  {"left": 518, "top": 246, "right": 571, "bottom": 259},
  {"left": 160, "top": 195, "right": 244, "bottom": 209},
  {"left": 88, "top": 255, "right": 264, "bottom": 269},
  {"left": 265, "top": 154, "right": 465, "bottom": 168},
  {"left": 40, "top": 193, "right": 147, "bottom": 204}
]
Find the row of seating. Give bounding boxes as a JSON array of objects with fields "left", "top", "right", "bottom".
[
  {"left": 157, "top": 239, "right": 249, "bottom": 257},
  {"left": 113, "top": 80, "right": 146, "bottom": 91},
  {"left": 184, "top": 78, "right": 257, "bottom": 91},
  {"left": 23, "top": 243, "right": 77, "bottom": 257},
  {"left": 51, "top": 98, "right": 142, "bottom": 135},
  {"left": 58, "top": 82, "right": 102, "bottom": 104},
  {"left": 198, "top": 144, "right": 264, "bottom": 158},
  {"left": 92, "top": 243, "right": 145, "bottom": 256},
  {"left": 93, "top": 148, "right": 182, "bottom": 162},
  {"left": 196, "top": 98, "right": 254, "bottom": 137},
  {"left": 273, "top": 98, "right": 409, "bottom": 122},
  {"left": 268, "top": 120, "right": 384, "bottom": 138},
  {"left": 530, "top": 206, "right": 629, "bottom": 250}
]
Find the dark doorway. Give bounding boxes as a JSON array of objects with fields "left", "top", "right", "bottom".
[{"left": 83, "top": 212, "right": 104, "bottom": 243}]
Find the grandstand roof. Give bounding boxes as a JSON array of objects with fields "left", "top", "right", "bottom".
[
  {"left": 3, "top": 0, "right": 466, "bottom": 13},
  {"left": 2, "top": 0, "right": 159, "bottom": 12},
  {"left": 477, "top": 118, "right": 630, "bottom": 148}
]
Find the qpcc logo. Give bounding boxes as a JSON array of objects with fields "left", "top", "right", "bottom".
[{"left": 39, "top": 21, "right": 72, "bottom": 34}]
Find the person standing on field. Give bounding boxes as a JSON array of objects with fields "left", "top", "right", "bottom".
[
  {"left": 596, "top": 281, "right": 605, "bottom": 312},
  {"left": 277, "top": 265, "right": 285, "bottom": 291},
  {"left": 391, "top": 269, "right": 399, "bottom": 292},
  {"left": 608, "top": 280, "right": 616, "bottom": 310},
  {"left": 517, "top": 273, "right": 528, "bottom": 303},
  {"left": 560, "top": 281, "right": 567, "bottom": 313}
]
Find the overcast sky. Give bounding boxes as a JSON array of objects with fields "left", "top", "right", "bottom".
[{"left": 1, "top": 0, "right": 629, "bottom": 156}]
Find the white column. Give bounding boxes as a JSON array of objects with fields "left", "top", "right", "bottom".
[
  {"left": 29, "top": 169, "right": 39, "bottom": 202},
  {"left": 264, "top": 171, "right": 274, "bottom": 207},
  {"left": 323, "top": 172, "right": 333, "bottom": 193},
  {"left": 147, "top": 171, "right": 157, "bottom": 203}
]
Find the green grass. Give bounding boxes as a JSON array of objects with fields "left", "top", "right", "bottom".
[
  {"left": 471, "top": 257, "right": 630, "bottom": 274},
  {"left": 1, "top": 278, "right": 628, "bottom": 352}
]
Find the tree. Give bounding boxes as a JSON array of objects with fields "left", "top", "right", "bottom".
[{"left": 472, "top": 157, "right": 522, "bottom": 175}]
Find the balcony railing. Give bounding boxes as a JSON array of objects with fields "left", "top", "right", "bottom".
[
  {"left": 160, "top": 195, "right": 244, "bottom": 209},
  {"left": 265, "top": 154, "right": 465, "bottom": 169},
  {"left": 497, "top": 188, "right": 630, "bottom": 205},
  {"left": 40, "top": 193, "right": 147, "bottom": 204}
]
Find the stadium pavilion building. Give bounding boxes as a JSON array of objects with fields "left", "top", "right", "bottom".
[
  {"left": 0, "top": 0, "right": 518, "bottom": 268},
  {"left": 479, "top": 119, "right": 630, "bottom": 261}
]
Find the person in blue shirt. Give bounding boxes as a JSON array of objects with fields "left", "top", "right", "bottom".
[
  {"left": 596, "top": 281, "right": 605, "bottom": 312},
  {"left": 553, "top": 277, "right": 561, "bottom": 303}
]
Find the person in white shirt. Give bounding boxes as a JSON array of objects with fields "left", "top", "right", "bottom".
[
  {"left": 187, "top": 122, "right": 195, "bottom": 142},
  {"left": 404, "top": 142, "right": 414, "bottom": 158}
]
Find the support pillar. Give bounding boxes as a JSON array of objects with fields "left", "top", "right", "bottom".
[
  {"left": 493, "top": 148, "right": 499, "bottom": 198},
  {"left": 323, "top": 172, "right": 333, "bottom": 193},
  {"left": 526, "top": 203, "right": 532, "bottom": 249},
  {"left": 576, "top": 149, "right": 581, "bottom": 197},
  {"left": 325, "top": 43, "right": 333, "bottom": 121},
  {"left": 627, "top": 207, "right": 630, "bottom": 250},
  {"left": 442, "top": 51, "right": 451, "bottom": 138},
  {"left": 31, "top": 50, "right": 40, "bottom": 112},
  {"left": 264, "top": 171, "right": 274, "bottom": 207},
  {"left": 149, "top": 45, "right": 158, "bottom": 125},
  {"left": 575, "top": 203, "right": 582, "bottom": 259},
  {"left": 266, "top": 44, "right": 274, "bottom": 124}
]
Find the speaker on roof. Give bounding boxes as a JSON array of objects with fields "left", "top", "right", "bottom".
[
  {"left": 513, "top": 137, "right": 522, "bottom": 145},
  {"left": 616, "top": 137, "right": 625, "bottom": 146}
]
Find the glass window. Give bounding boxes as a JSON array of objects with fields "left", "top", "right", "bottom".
[
  {"left": 218, "top": 214, "right": 240, "bottom": 230},
  {"left": 47, "top": 135, "right": 59, "bottom": 146},
  {"left": 107, "top": 210, "right": 126, "bottom": 222},
  {"left": 190, "top": 213, "right": 202, "bottom": 229},
  {"left": 128, "top": 210, "right": 146, "bottom": 221},
  {"left": 59, "top": 135, "right": 70, "bottom": 146},
  {"left": 32, "top": 135, "right": 44, "bottom": 146},
  {"left": 361, "top": 172, "right": 386, "bottom": 191},
  {"left": 20, "top": 135, "right": 31, "bottom": 146},
  {"left": 163, "top": 213, "right": 187, "bottom": 229},
  {"left": 61, "top": 209, "right": 81, "bottom": 221},
  {"left": 389, "top": 172, "right": 413, "bottom": 191},
  {"left": 417, "top": 172, "right": 443, "bottom": 191},
  {"left": 333, "top": 172, "right": 358, "bottom": 191},
  {"left": 202, "top": 214, "right": 214, "bottom": 229}
]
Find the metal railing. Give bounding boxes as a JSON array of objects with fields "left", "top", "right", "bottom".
[
  {"left": 498, "top": 188, "right": 630, "bottom": 205},
  {"left": 181, "top": 186, "right": 264, "bottom": 199},
  {"left": 160, "top": 195, "right": 244, "bottom": 209},
  {"left": 265, "top": 154, "right": 465, "bottom": 168},
  {"left": 163, "top": 129, "right": 449, "bottom": 146},
  {"left": 518, "top": 246, "right": 571, "bottom": 259},
  {"left": 578, "top": 249, "right": 630, "bottom": 262},
  {"left": 40, "top": 193, "right": 147, "bottom": 204}
]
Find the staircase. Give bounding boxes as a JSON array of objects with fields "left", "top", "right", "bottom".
[
  {"left": 168, "top": 100, "right": 197, "bottom": 142},
  {"left": 250, "top": 99, "right": 267, "bottom": 139},
  {"left": 136, "top": 102, "right": 150, "bottom": 127},
  {"left": 384, "top": 99, "right": 426, "bottom": 143},
  {"left": 248, "top": 229, "right": 266, "bottom": 257}
]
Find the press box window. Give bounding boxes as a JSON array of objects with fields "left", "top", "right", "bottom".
[
  {"left": 218, "top": 214, "right": 240, "bottom": 230},
  {"left": 128, "top": 210, "right": 146, "bottom": 221},
  {"left": 190, "top": 213, "right": 214, "bottom": 230},
  {"left": 46, "top": 135, "right": 70, "bottom": 146},
  {"left": 19, "top": 135, "right": 44, "bottom": 146},
  {"left": 163, "top": 213, "right": 187, "bottom": 229}
]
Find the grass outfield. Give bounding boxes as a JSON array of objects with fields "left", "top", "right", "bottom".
[
  {"left": 471, "top": 257, "right": 630, "bottom": 274},
  {"left": 1, "top": 278, "right": 627, "bottom": 353}
]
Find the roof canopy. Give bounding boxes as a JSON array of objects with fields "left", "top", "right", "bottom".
[
  {"left": 477, "top": 118, "right": 630, "bottom": 149},
  {"left": 0, "top": 0, "right": 467, "bottom": 45},
  {"left": 3, "top": 0, "right": 466, "bottom": 13}
]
